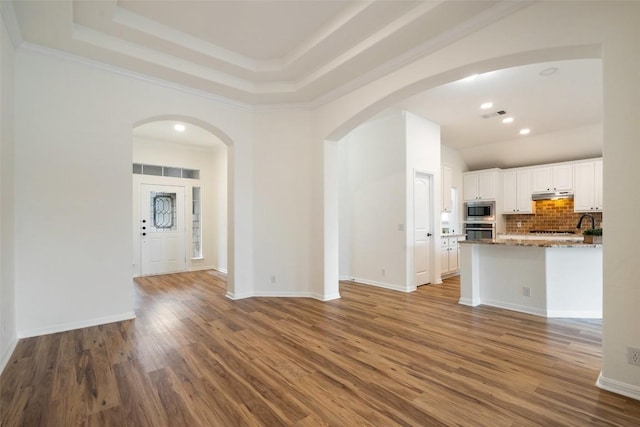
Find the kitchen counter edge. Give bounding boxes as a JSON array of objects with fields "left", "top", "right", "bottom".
[{"left": 458, "top": 239, "right": 602, "bottom": 248}]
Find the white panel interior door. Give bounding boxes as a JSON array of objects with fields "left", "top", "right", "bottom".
[
  {"left": 414, "top": 173, "right": 432, "bottom": 286},
  {"left": 140, "top": 184, "right": 186, "bottom": 276}
]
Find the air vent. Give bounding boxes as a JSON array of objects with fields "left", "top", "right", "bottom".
[{"left": 481, "top": 110, "right": 508, "bottom": 119}]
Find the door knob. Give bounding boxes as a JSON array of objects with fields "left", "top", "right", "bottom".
[{"left": 427, "top": 233, "right": 432, "bottom": 237}]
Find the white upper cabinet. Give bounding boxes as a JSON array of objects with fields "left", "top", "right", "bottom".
[
  {"left": 531, "top": 164, "right": 573, "bottom": 193},
  {"left": 463, "top": 169, "right": 499, "bottom": 201},
  {"left": 502, "top": 169, "right": 534, "bottom": 214},
  {"left": 574, "top": 159, "right": 603, "bottom": 212},
  {"left": 442, "top": 165, "right": 453, "bottom": 213}
]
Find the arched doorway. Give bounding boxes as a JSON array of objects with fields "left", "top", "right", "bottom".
[
  {"left": 323, "top": 47, "right": 602, "bottom": 299},
  {"left": 131, "top": 116, "right": 232, "bottom": 293}
]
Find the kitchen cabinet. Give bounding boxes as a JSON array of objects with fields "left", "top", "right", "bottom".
[
  {"left": 574, "top": 159, "right": 603, "bottom": 212},
  {"left": 531, "top": 164, "right": 573, "bottom": 193},
  {"left": 442, "top": 165, "right": 453, "bottom": 212},
  {"left": 441, "top": 235, "right": 463, "bottom": 275},
  {"left": 502, "top": 169, "right": 535, "bottom": 214},
  {"left": 463, "top": 169, "right": 499, "bottom": 201}
]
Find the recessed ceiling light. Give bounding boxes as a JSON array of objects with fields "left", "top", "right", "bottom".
[
  {"left": 519, "top": 128, "right": 531, "bottom": 135},
  {"left": 502, "top": 117, "right": 514, "bottom": 124},
  {"left": 174, "top": 123, "right": 186, "bottom": 132},
  {"left": 480, "top": 102, "right": 493, "bottom": 110},
  {"left": 539, "top": 67, "right": 558, "bottom": 76}
]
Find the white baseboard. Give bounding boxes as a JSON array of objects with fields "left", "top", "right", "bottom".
[
  {"left": 478, "top": 298, "right": 547, "bottom": 317},
  {"left": 597, "top": 372, "right": 640, "bottom": 401},
  {"left": 458, "top": 297, "right": 479, "bottom": 306},
  {"left": 0, "top": 336, "right": 19, "bottom": 376},
  {"left": 189, "top": 264, "right": 216, "bottom": 272},
  {"left": 546, "top": 309, "right": 602, "bottom": 319},
  {"left": 316, "top": 292, "right": 341, "bottom": 301},
  {"left": 346, "top": 277, "right": 415, "bottom": 293},
  {"left": 18, "top": 311, "right": 137, "bottom": 339},
  {"left": 226, "top": 291, "right": 252, "bottom": 300},
  {"left": 226, "top": 291, "right": 341, "bottom": 301}
]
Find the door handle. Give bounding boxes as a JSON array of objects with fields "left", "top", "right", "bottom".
[{"left": 427, "top": 233, "right": 432, "bottom": 237}]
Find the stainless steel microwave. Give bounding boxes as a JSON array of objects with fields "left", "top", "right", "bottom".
[{"left": 464, "top": 201, "right": 495, "bottom": 221}]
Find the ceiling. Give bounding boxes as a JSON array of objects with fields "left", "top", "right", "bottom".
[
  {"left": 383, "top": 58, "right": 602, "bottom": 150},
  {"left": 8, "top": 0, "right": 527, "bottom": 105},
  {"left": 5, "top": 1, "right": 603, "bottom": 168},
  {"left": 133, "top": 121, "right": 225, "bottom": 149}
]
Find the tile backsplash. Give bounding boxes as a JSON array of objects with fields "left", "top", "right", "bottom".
[{"left": 504, "top": 199, "right": 602, "bottom": 233}]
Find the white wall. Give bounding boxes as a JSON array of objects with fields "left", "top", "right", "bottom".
[
  {"left": 599, "top": 3, "right": 640, "bottom": 398},
  {"left": 132, "top": 137, "right": 228, "bottom": 274},
  {"left": 338, "top": 112, "right": 441, "bottom": 291},
  {"left": 339, "top": 113, "right": 407, "bottom": 290},
  {"left": 0, "top": 13, "right": 18, "bottom": 372},
  {"left": 251, "top": 110, "right": 314, "bottom": 297},
  {"left": 13, "top": 47, "right": 254, "bottom": 337}
]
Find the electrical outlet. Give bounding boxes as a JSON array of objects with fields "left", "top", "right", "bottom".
[
  {"left": 270, "top": 275, "right": 276, "bottom": 284},
  {"left": 517, "top": 221, "right": 522, "bottom": 228},
  {"left": 381, "top": 268, "right": 386, "bottom": 277},
  {"left": 628, "top": 347, "right": 640, "bottom": 366},
  {"left": 522, "top": 286, "right": 531, "bottom": 297}
]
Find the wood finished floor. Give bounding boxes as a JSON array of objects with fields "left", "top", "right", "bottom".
[{"left": 2, "top": 271, "right": 640, "bottom": 426}]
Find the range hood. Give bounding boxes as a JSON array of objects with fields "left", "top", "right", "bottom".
[{"left": 532, "top": 191, "right": 574, "bottom": 201}]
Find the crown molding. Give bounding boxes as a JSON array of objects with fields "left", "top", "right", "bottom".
[
  {"left": 18, "top": 42, "right": 254, "bottom": 112},
  {"left": 307, "top": 0, "right": 534, "bottom": 109}
]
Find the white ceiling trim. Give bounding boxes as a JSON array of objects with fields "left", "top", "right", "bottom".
[
  {"left": 19, "top": 41, "right": 254, "bottom": 112},
  {"left": 7, "top": 0, "right": 537, "bottom": 110},
  {"left": 112, "top": 5, "right": 263, "bottom": 72},
  {"left": 308, "top": 0, "right": 535, "bottom": 109},
  {"left": 297, "top": 1, "right": 442, "bottom": 89},
  {"left": 279, "top": 0, "right": 376, "bottom": 70},
  {"left": 72, "top": 23, "right": 261, "bottom": 93}
]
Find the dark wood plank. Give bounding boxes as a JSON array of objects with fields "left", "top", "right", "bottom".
[{"left": 2, "top": 271, "right": 640, "bottom": 426}]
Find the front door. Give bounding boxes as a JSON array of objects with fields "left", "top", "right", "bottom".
[
  {"left": 414, "top": 172, "right": 432, "bottom": 286},
  {"left": 140, "top": 184, "right": 186, "bottom": 276}
]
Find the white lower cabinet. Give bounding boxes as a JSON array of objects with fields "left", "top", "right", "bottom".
[{"left": 441, "top": 236, "right": 462, "bottom": 275}]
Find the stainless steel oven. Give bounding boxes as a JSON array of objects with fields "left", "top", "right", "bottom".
[
  {"left": 464, "top": 223, "right": 495, "bottom": 241},
  {"left": 464, "top": 201, "right": 495, "bottom": 222}
]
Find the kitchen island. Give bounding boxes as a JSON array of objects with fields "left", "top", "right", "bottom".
[{"left": 458, "top": 239, "right": 602, "bottom": 318}]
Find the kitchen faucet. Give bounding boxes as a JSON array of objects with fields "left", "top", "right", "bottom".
[{"left": 576, "top": 213, "right": 596, "bottom": 230}]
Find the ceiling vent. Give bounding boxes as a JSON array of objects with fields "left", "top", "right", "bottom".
[{"left": 481, "top": 110, "right": 507, "bottom": 119}]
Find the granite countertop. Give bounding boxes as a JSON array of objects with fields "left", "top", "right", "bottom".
[{"left": 459, "top": 239, "right": 602, "bottom": 248}]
